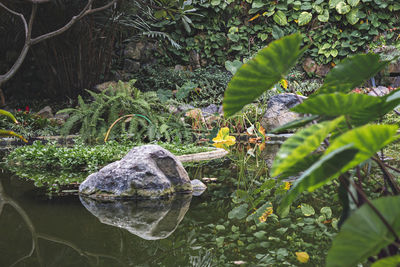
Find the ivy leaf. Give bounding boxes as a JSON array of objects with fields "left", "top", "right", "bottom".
[
  {"left": 327, "top": 196, "right": 400, "bottom": 267},
  {"left": 347, "top": 0, "right": 360, "bottom": 7},
  {"left": 336, "top": 1, "right": 351, "bottom": 14},
  {"left": 223, "top": 34, "right": 305, "bottom": 117},
  {"left": 298, "top": 12, "right": 313, "bottom": 26},
  {"left": 291, "top": 93, "right": 381, "bottom": 116},
  {"left": 301, "top": 203, "right": 315, "bottom": 216},
  {"left": 318, "top": 54, "right": 390, "bottom": 94},
  {"left": 346, "top": 8, "right": 360, "bottom": 25},
  {"left": 271, "top": 116, "right": 344, "bottom": 177},
  {"left": 317, "top": 9, "right": 330, "bottom": 22},
  {"left": 273, "top": 10, "right": 288, "bottom": 26}
]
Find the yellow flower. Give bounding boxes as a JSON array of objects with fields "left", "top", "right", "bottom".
[
  {"left": 212, "top": 127, "right": 236, "bottom": 149},
  {"left": 296, "top": 252, "right": 310, "bottom": 263},
  {"left": 284, "top": 182, "right": 291, "bottom": 190},
  {"left": 280, "top": 79, "right": 288, "bottom": 89},
  {"left": 258, "top": 206, "right": 273, "bottom": 222}
]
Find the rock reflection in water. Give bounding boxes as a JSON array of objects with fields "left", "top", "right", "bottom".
[{"left": 80, "top": 194, "right": 192, "bottom": 240}]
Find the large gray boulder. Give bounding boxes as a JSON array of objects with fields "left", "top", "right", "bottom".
[
  {"left": 79, "top": 145, "right": 193, "bottom": 199},
  {"left": 261, "top": 93, "right": 306, "bottom": 132},
  {"left": 80, "top": 194, "right": 192, "bottom": 240}
]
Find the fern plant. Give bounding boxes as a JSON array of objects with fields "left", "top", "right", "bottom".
[{"left": 58, "top": 80, "right": 192, "bottom": 144}]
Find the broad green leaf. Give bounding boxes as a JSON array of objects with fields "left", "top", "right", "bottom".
[
  {"left": 325, "top": 124, "right": 399, "bottom": 172},
  {"left": 292, "top": 93, "right": 381, "bottom": 116},
  {"left": 318, "top": 54, "right": 389, "bottom": 94},
  {"left": 336, "top": 1, "right": 351, "bottom": 14},
  {"left": 273, "top": 10, "right": 288, "bottom": 26},
  {"left": 346, "top": 8, "right": 359, "bottom": 25},
  {"left": 278, "top": 145, "right": 358, "bottom": 216},
  {"left": 298, "top": 12, "right": 312, "bottom": 26},
  {"left": 321, "top": 207, "right": 332, "bottom": 218},
  {"left": 0, "top": 109, "right": 17, "bottom": 123},
  {"left": 278, "top": 153, "right": 322, "bottom": 180},
  {"left": 271, "top": 115, "right": 319, "bottom": 133},
  {"left": 301, "top": 203, "right": 315, "bottom": 216},
  {"left": 327, "top": 196, "right": 400, "bottom": 267},
  {"left": 329, "top": 0, "right": 341, "bottom": 9},
  {"left": 223, "top": 34, "right": 305, "bottom": 117},
  {"left": 347, "top": 0, "right": 359, "bottom": 7},
  {"left": 351, "top": 88, "right": 400, "bottom": 125},
  {"left": 271, "top": 116, "right": 344, "bottom": 177},
  {"left": 225, "top": 60, "right": 243, "bottom": 75},
  {"left": 318, "top": 9, "right": 330, "bottom": 22},
  {"left": 371, "top": 255, "right": 400, "bottom": 267},
  {"left": 228, "top": 203, "right": 248, "bottom": 220}
]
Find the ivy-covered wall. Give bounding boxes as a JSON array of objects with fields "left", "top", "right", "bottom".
[{"left": 155, "top": 0, "right": 400, "bottom": 66}]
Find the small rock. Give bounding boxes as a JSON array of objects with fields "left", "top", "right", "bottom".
[
  {"left": 178, "top": 104, "right": 195, "bottom": 112},
  {"left": 54, "top": 113, "right": 69, "bottom": 124},
  {"left": 123, "top": 59, "right": 141, "bottom": 72},
  {"left": 315, "top": 64, "right": 331, "bottom": 77},
  {"left": 201, "top": 177, "right": 218, "bottom": 183},
  {"left": 189, "top": 50, "right": 201, "bottom": 69},
  {"left": 302, "top": 57, "right": 317, "bottom": 74},
  {"left": 191, "top": 179, "right": 207, "bottom": 196},
  {"left": 124, "top": 41, "right": 145, "bottom": 60},
  {"left": 36, "top": 106, "right": 53, "bottom": 119},
  {"left": 201, "top": 104, "right": 219, "bottom": 116},
  {"left": 260, "top": 93, "right": 306, "bottom": 132},
  {"left": 368, "top": 86, "right": 389, "bottom": 97},
  {"left": 174, "top": 65, "right": 186, "bottom": 71},
  {"left": 95, "top": 81, "right": 117, "bottom": 92}
]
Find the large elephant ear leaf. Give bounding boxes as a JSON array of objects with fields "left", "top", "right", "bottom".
[
  {"left": 271, "top": 116, "right": 344, "bottom": 177},
  {"left": 327, "top": 196, "right": 400, "bottom": 267},
  {"left": 325, "top": 124, "right": 399, "bottom": 172},
  {"left": 277, "top": 144, "right": 358, "bottom": 217},
  {"left": 291, "top": 93, "right": 381, "bottom": 116},
  {"left": 223, "top": 33, "right": 306, "bottom": 117},
  {"left": 318, "top": 54, "right": 390, "bottom": 95},
  {"left": 351, "top": 88, "right": 400, "bottom": 125}
]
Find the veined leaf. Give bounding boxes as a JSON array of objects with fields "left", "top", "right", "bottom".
[
  {"left": 277, "top": 144, "right": 358, "bottom": 216},
  {"left": 271, "top": 116, "right": 344, "bottom": 177},
  {"left": 278, "top": 153, "right": 322, "bottom": 180},
  {"left": 318, "top": 54, "right": 389, "bottom": 94},
  {"left": 271, "top": 115, "right": 319, "bottom": 133},
  {"left": 371, "top": 255, "right": 400, "bottom": 267},
  {"left": 327, "top": 196, "right": 400, "bottom": 267},
  {"left": 325, "top": 124, "right": 399, "bottom": 172},
  {"left": 292, "top": 93, "right": 381, "bottom": 116},
  {"left": 223, "top": 34, "right": 305, "bottom": 117},
  {"left": 351, "top": 88, "right": 400, "bottom": 125}
]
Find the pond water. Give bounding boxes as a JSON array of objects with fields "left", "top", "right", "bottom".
[
  {"left": 0, "top": 169, "right": 236, "bottom": 267},
  {"left": 0, "top": 144, "right": 335, "bottom": 266}
]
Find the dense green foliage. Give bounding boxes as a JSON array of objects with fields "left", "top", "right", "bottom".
[
  {"left": 144, "top": 0, "right": 400, "bottom": 65},
  {"left": 223, "top": 34, "right": 400, "bottom": 265},
  {"left": 58, "top": 80, "right": 192, "bottom": 144},
  {"left": 6, "top": 139, "right": 213, "bottom": 191}
]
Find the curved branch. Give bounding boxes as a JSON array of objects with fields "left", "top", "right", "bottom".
[{"left": 0, "top": 3, "right": 28, "bottom": 38}]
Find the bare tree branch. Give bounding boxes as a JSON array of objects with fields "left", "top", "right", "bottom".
[
  {"left": 0, "top": 0, "right": 118, "bottom": 89},
  {"left": 0, "top": 3, "right": 28, "bottom": 38}
]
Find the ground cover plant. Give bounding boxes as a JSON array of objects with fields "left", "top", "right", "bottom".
[{"left": 223, "top": 33, "right": 400, "bottom": 266}]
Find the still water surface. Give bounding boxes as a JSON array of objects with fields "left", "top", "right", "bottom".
[{"left": 0, "top": 170, "right": 232, "bottom": 267}]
